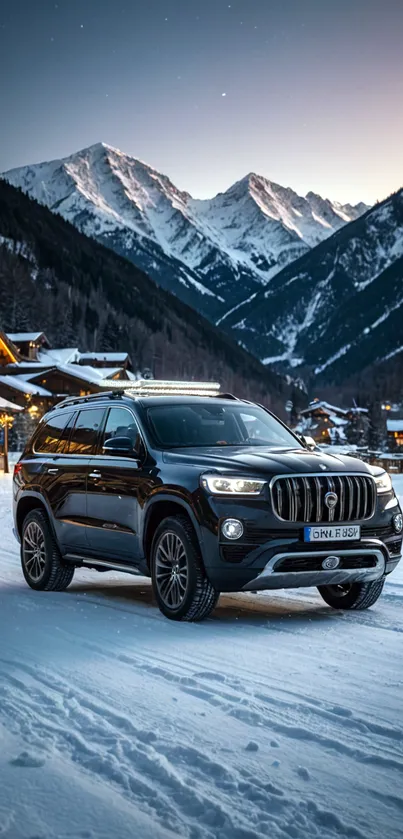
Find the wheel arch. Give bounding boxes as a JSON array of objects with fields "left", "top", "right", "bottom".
[
  {"left": 16, "top": 492, "right": 55, "bottom": 538},
  {"left": 142, "top": 495, "right": 203, "bottom": 568}
]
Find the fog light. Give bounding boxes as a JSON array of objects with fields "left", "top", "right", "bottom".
[
  {"left": 221, "top": 518, "right": 244, "bottom": 540},
  {"left": 392, "top": 513, "right": 403, "bottom": 534}
]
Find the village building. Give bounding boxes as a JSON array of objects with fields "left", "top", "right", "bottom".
[
  {"left": 293, "top": 400, "right": 349, "bottom": 444},
  {"left": 0, "top": 330, "right": 137, "bottom": 459},
  {"left": 387, "top": 419, "right": 403, "bottom": 448}
]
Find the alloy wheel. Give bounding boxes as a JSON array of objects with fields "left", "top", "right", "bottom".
[
  {"left": 23, "top": 521, "right": 46, "bottom": 582},
  {"left": 155, "top": 532, "right": 188, "bottom": 609}
]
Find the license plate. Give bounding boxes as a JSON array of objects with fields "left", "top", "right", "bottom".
[{"left": 304, "top": 525, "right": 361, "bottom": 543}]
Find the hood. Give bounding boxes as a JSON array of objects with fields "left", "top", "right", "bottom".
[{"left": 162, "top": 446, "right": 370, "bottom": 476}]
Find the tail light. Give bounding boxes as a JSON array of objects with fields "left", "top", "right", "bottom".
[{"left": 13, "top": 463, "right": 23, "bottom": 477}]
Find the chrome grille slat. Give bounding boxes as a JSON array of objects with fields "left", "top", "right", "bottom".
[
  {"left": 272, "top": 474, "right": 376, "bottom": 524},
  {"left": 276, "top": 482, "right": 283, "bottom": 519},
  {"left": 337, "top": 476, "right": 345, "bottom": 522},
  {"left": 314, "top": 476, "right": 322, "bottom": 522},
  {"left": 346, "top": 476, "right": 354, "bottom": 519},
  {"left": 354, "top": 476, "right": 361, "bottom": 519},
  {"left": 362, "top": 478, "right": 368, "bottom": 521}
]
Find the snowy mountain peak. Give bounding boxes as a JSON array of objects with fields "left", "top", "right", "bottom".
[{"left": 3, "top": 142, "right": 370, "bottom": 320}]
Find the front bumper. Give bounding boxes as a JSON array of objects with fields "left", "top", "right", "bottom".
[
  {"left": 198, "top": 490, "right": 402, "bottom": 591},
  {"left": 242, "top": 541, "right": 387, "bottom": 592}
]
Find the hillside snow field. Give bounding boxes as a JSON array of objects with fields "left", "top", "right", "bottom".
[{"left": 1, "top": 469, "right": 402, "bottom": 839}]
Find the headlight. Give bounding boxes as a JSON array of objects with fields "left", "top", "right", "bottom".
[
  {"left": 374, "top": 471, "right": 393, "bottom": 494},
  {"left": 201, "top": 475, "right": 266, "bottom": 495}
]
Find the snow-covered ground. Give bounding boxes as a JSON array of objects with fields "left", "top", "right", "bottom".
[{"left": 1, "top": 470, "right": 403, "bottom": 839}]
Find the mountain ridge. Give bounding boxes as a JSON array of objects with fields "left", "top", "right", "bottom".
[
  {"left": 3, "top": 142, "right": 369, "bottom": 322},
  {"left": 219, "top": 187, "right": 403, "bottom": 386}
]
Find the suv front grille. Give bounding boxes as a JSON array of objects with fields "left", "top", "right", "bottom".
[{"left": 271, "top": 474, "right": 376, "bottom": 523}]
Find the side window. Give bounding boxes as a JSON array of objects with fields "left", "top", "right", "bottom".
[
  {"left": 35, "top": 412, "right": 74, "bottom": 454},
  {"left": 67, "top": 408, "right": 105, "bottom": 455},
  {"left": 100, "top": 407, "right": 142, "bottom": 454}
]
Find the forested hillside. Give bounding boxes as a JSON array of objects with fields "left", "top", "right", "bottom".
[{"left": 0, "top": 179, "right": 292, "bottom": 414}]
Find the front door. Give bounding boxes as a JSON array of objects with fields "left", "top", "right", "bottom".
[{"left": 86, "top": 406, "right": 149, "bottom": 561}]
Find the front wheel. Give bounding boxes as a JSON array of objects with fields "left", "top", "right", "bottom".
[
  {"left": 151, "top": 516, "right": 220, "bottom": 621},
  {"left": 317, "top": 578, "right": 385, "bottom": 610}
]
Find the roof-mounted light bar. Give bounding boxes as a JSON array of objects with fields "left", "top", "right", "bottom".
[{"left": 100, "top": 379, "right": 221, "bottom": 398}]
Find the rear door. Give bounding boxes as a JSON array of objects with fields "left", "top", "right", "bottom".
[
  {"left": 48, "top": 407, "right": 106, "bottom": 552},
  {"left": 86, "top": 405, "right": 150, "bottom": 561},
  {"left": 33, "top": 410, "right": 85, "bottom": 552}
]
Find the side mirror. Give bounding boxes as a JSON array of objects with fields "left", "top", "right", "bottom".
[
  {"left": 301, "top": 435, "right": 317, "bottom": 451},
  {"left": 102, "top": 436, "right": 137, "bottom": 456}
]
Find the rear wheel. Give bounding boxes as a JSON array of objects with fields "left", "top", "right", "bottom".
[
  {"left": 21, "top": 509, "right": 75, "bottom": 592},
  {"left": 151, "top": 515, "right": 219, "bottom": 621},
  {"left": 317, "top": 578, "right": 385, "bottom": 610}
]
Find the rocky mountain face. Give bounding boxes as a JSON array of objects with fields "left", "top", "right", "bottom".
[
  {"left": 0, "top": 178, "right": 292, "bottom": 413},
  {"left": 219, "top": 189, "right": 403, "bottom": 386},
  {"left": 3, "top": 143, "right": 367, "bottom": 321}
]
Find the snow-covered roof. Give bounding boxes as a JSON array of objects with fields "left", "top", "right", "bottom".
[
  {"left": 6, "top": 363, "right": 53, "bottom": 371},
  {"left": 300, "top": 401, "right": 348, "bottom": 417},
  {"left": 78, "top": 352, "right": 130, "bottom": 363},
  {"left": 0, "top": 396, "right": 24, "bottom": 412},
  {"left": 38, "top": 348, "right": 79, "bottom": 366},
  {"left": 387, "top": 419, "right": 403, "bottom": 432},
  {"left": 25, "top": 364, "right": 126, "bottom": 388},
  {"left": 56, "top": 364, "right": 124, "bottom": 384},
  {"left": 0, "top": 375, "right": 51, "bottom": 397},
  {"left": 7, "top": 332, "right": 47, "bottom": 343}
]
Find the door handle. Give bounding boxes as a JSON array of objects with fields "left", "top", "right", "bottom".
[
  {"left": 89, "top": 471, "right": 102, "bottom": 479},
  {"left": 47, "top": 468, "right": 59, "bottom": 474}
]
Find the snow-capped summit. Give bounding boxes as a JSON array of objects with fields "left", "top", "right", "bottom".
[{"left": 3, "top": 143, "right": 369, "bottom": 319}]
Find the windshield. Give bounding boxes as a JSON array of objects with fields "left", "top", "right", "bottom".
[{"left": 147, "top": 403, "right": 301, "bottom": 449}]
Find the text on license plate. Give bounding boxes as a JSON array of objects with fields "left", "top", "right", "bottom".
[{"left": 304, "top": 525, "right": 361, "bottom": 542}]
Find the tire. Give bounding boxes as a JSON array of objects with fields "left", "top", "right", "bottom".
[
  {"left": 21, "top": 509, "right": 75, "bottom": 592},
  {"left": 317, "top": 578, "right": 385, "bottom": 610},
  {"left": 151, "top": 515, "right": 220, "bottom": 621}
]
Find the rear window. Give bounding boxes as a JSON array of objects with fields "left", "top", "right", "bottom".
[
  {"left": 35, "top": 412, "right": 74, "bottom": 454},
  {"left": 147, "top": 403, "right": 300, "bottom": 449}
]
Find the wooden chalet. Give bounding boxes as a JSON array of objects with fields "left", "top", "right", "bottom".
[
  {"left": 296, "top": 400, "right": 349, "bottom": 444},
  {"left": 6, "top": 332, "right": 51, "bottom": 360},
  {"left": 0, "top": 329, "right": 135, "bottom": 451}
]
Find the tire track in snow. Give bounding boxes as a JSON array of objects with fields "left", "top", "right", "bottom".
[
  {"left": 52, "top": 637, "right": 403, "bottom": 772},
  {"left": 0, "top": 658, "right": 371, "bottom": 839}
]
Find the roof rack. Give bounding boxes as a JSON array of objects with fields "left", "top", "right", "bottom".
[
  {"left": 98, "top": 379, "right": 222, "bottom": 398},
  {"left": 56, "top": 390, "right": 120, "bottom": 409},
  {"left": 55, "top": 380, "right": 225, "bottom": 410}
]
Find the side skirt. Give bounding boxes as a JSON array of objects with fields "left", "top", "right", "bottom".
[{"left": 63, "top": 554, "right": 148, "bottom": 577}]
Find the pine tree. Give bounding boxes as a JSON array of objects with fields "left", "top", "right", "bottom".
[{"left": 367, "top": 402, "right": 387, "bottom": 451}]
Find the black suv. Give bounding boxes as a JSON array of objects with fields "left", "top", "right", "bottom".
[{"left": 13, "top": 384, "right": 402, "bottom": 621}]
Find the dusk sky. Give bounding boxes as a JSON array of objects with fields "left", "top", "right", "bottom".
[{"left": 1, "top": 0, "right": 402, "bottom": 204}]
